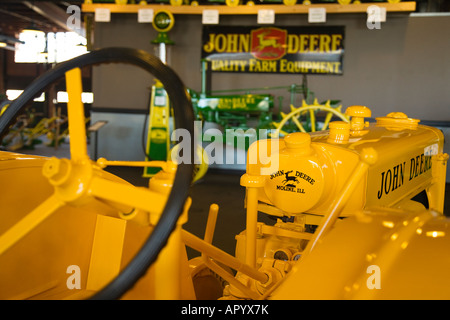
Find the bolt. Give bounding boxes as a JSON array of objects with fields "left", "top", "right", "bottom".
[{"left": 42, "top": 157, "right": 71, "bottom": 186}]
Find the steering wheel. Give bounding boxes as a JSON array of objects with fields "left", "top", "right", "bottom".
[{"left": 0, "top": 47, "right": 194, "bottom": 299}]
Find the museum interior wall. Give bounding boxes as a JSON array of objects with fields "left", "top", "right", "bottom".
[
  {"left": 91, "top": 12, "right": 450, "bottom": 121},
  {"left": 86, "top": 11, "right": 450, "bottom": 177}
]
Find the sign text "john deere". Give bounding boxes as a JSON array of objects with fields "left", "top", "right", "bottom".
[{"left": 202, "top": 26, "right": 345, "bottom": 75}]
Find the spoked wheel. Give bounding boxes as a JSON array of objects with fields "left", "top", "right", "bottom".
[
  {"left": 0, "top": 47, "right": 194, "bottom": 299},
  {"left": 337, "top": 0, "right": 352, "bottom": 4},
  {"left": 272, "top": 99, "right": 349, "bottom": 138}
]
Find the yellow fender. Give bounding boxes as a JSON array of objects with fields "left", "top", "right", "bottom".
[{"left": 271, "top": 207, "right": 450, "bottom": 299}]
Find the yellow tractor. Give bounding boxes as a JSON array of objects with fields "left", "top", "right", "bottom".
[{"left": 0, "top": 48, "right": 448, "bottom": 300}]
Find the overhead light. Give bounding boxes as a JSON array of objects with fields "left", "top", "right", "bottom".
[
  {"left": 22, "top": 24, "right": 45, "bottom": 36},
  {"left": 0, "top": 42, "right": 6, "bottom": 48}
]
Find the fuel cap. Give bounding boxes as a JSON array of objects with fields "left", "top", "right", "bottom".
[
  {"left": 284, "top": 132, "right": 312, "bottom": 155},
  {"left": 376, "top": 112, "right": 419, "bottom": 129},
  {"left": 327, "top": 121, "right": 350, "bottom": 144}
]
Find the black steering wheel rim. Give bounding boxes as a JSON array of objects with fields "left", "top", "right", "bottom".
[{"left": 0, "top": 47, "right": 195, "bottom": 300}]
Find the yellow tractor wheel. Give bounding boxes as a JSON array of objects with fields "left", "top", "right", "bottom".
[
  {"left": 170, "top": 0, "right": 184, "bottom": 6},
  {"left": 272, "top": 99, "right": 349, "bottom": 138},
  {"left": 226, "top": 0, "right": 240, "bottom": 7},
  {"left": 283, "top": 0, "right": 297, "bottom": 5}
]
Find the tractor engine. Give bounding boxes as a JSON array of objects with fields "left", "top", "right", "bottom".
[{"left": 228, "top": 106, "right": 447, "bottom": 299}]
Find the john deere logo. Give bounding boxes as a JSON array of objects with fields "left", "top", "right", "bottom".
[
  {"left": 251, "top": 27, "right": 287, "bottom": 61},
  {"left": 269, "top": 169, "right": 315, "bottom": 194},
  {"left": 281, "top": 170, "right": 301, "bottom": 190},
  {"left": 202, "top": 26, "right": 344, "bottom": 74},
  {"left": 265, "top": 166, "right": 324, "bottom": 213}
]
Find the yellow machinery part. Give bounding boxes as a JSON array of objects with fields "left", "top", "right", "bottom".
[
  {"left": 270, "top": 207, "right": 450, "bottom": 300},
  {"left": 272, "top": 99, "right": 349, "bottom": 138}
]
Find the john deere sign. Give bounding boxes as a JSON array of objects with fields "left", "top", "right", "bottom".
[{"left": 202, "top": 26, "right": 345, "bottom": 75}]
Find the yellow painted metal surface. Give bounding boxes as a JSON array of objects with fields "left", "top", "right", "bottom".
[
  {"left": 86, "top": 215, "right": 127, "bottom": 291},
  {"left": 0, "top": 153, "right": 155, "bottom": 299},
  {"left": 270, "top": 207, "right": 450, "bottom": 299},
  {"left": 66, "top": 68, "right": 89, "bottom": 163},
  {"left": 245, "top": 109, "right": 445, "bottom": 218},
  {"left": 232, "top": 106, "right": 448, "bottom": 300}
]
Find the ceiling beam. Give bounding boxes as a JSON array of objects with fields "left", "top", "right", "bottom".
[
  {"left": 0, "top": 7, "right": 54, "bottom": 29},
  {"left": 23, "top": 1, "right": 85, "bottom": 36}
]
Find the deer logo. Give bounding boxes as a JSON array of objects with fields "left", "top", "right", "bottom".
[
  {"left": 255, "top": 31, "right": 281, "bottom": 51},
  {"left": 282, "top": 170, "right": 299, "bottom": 185},
  {"left": 251, "top": 27, "right": 287, "bottom": 60}
]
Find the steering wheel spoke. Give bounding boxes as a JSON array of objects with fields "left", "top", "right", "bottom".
[
  {"left": 65, "top": 68, "right": 89, "bottom": 162},
  {"left": 0, "top": 194, "right": 64, "bottom": 256},
  {"left": 90, "top": 176, "right": 167, "bottom": 223}
]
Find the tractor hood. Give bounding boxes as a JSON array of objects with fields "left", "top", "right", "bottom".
[{"left": 270, "top": 206, "right": 450, "bottom": 299}]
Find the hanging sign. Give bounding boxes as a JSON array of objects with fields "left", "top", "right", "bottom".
[{"left": 201, "top": 25, "right": 345, "bottom": 75}]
